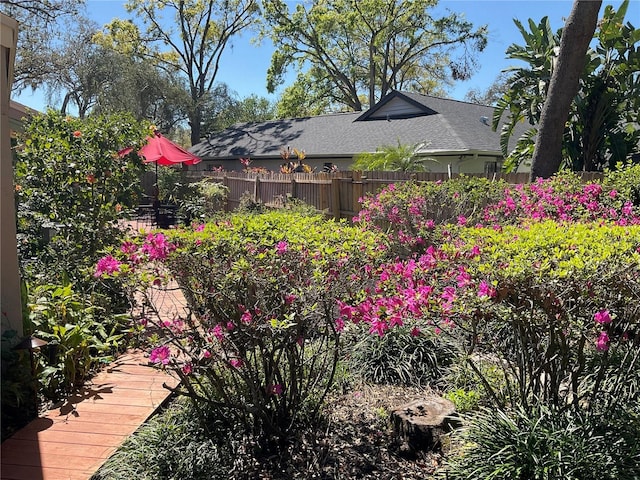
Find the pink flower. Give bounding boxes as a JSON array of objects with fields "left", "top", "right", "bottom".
[
  {"left": 410, "top": 326, "right": 421, "bottom": 337},
  {"left": 120, "top": 241, "right": 137, "bottom": 254},
  {"left": 141, "top": 233, "right": 175, "bottom": 260},
  {"left": 335, "top": 317, "right": 345, "bottom": 332},
  {"left": 241, "top": 310, "right": 253, "bottom": 324},
  {"left": 212, "top": 324, "right": 224, "bottom": 340},
  {"left": 369, "top": 318, "right": 387, "bottom": 337},
  {"left": 229, "top": 358, "right": 243, "bottom": 368},
  {"left": 457, "top": 215, "right": 468, "bottom": 226},
  {"left": 456, "top": 267, "right": 472, "bottom": 288},
  {"left": 594, "top": 310, "right": 612, "bottom": 325},
  {"left": 477, "top": 280, "right": 496, "bottom": 298},
  {"left": 194, "top": 223, "right": 205, "bottom": 232},
  {"left": 284, "top": 293, "right": 297, "bottom": 305},
  {"left": 202, "top": 350, "right": 211, "bottom": 359},
  {"left": 149, "top": 345, "right": 171, "bottom": 365},
  {"left": 275, "top": 241, "right": 288, "bottom": 254},
  {"left": 441, "top": 286, "right": 457, "bottom": 303},
  {"left": 94, "top": 255, "right": 121, "bottom": 277},
  {"left": 596, "top": 331, "right": 610, "bottom": 352},
  {"left": 182, "top": 363, "right": 193, "bottom": 375}
]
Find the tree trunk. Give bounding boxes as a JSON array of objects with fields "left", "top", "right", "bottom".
[
  {"left": 529, "top": 0, "right": 602, "bottom": 181},
  {"left": 190, "top": 108, "right": 201, "bottom": 147}
]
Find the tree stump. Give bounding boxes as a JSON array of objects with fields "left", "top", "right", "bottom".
[{"left": 390, "top": 396, "right": 459, "bottom": 454}]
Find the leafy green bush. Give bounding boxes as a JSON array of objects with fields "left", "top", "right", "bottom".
[
  {"left": 443, "top": 389, "right": 481, "bottom": 414},
  {"left": 103, "top": 211, "right": 388, "bottom": 443},
  {"left": 446, "top": 404, "right": 640, "bottom": 480},
  {"left": 339, "top": 220, "right": 640, "bottom": 413},
  {"left": 177, "top": 179, "right": 228, "bottom": 222},
  {"left": 602, "top": 162, "right": 640, "bottom": 206},
  {"left": 14, "top": 110, "right": 149, "bottom": 285},
  {"left": 355, "top": 177, "right": 508, "bottom": 253},
  {"left": 27, "top": 282, "right": 129, "bottom": 400}
]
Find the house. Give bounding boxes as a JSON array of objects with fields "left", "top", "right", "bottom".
[
  {"left": 1, "top": 12, "right": 22, "bottom": 336},
  {"left": 189, "top": 90, "right": 529, "bottom": 174},
  {"left": 9, "top": 100, "right": 35, "bottom": 135}
]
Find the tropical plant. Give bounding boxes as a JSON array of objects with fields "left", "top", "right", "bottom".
[
  {"left": 352, "top": 141, "right": 436, "bottom": 172},
  {"left": 495, "top": 0, "right": 640, "bottom": 173},
  {"left": 27, "top": 282, "right": 129, "bottom": 400}
]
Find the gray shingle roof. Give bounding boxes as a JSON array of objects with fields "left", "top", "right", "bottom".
[{"left": 190, "top": 91, "right": 517, "bottom": 160}]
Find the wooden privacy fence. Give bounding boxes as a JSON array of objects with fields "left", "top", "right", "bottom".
[{"left": 186, "top": 170, "right": 604, "bottom": 220}]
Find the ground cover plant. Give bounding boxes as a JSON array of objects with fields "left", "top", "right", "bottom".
[{"left": 95, "top": 169, "right": 640, "bottom": 478}]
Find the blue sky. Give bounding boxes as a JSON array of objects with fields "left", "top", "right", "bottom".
[{"left": 13, "top": 0, "right": 637, "bottom": 112}]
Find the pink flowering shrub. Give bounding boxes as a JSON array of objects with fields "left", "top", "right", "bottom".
[
  {"left": 354, "top": 177, "right": 507, "bottom": 255},
  {"left": 338, "top": 221, "right": 640, "bottom": 411},
  {"left": 102, "top": 211, "right": 386, "bottom": 441},
  {"left": 355, "top": 171, "right": 640, "bottom": 257}
]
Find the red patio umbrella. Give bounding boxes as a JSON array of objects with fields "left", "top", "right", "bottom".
[
  {"left": 138, "top": 132, "right": 201, "bottom": 167},
  {"left": 119, "top": 131, "right": 201, "bottom": 201}
]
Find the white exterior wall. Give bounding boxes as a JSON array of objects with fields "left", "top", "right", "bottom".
[{"left": 1, "top": 14, "right": 22, "bottom": 335}]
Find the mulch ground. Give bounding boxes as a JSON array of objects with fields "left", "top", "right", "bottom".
[{"left": 244, "top": 384, "right": 447, "bottom": 480}]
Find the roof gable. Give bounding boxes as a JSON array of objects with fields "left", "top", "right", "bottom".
[{"left": 356, "top": 90, "right": 437, "bottom": 121}]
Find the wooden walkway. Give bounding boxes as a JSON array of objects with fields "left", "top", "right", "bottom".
[{"left": 1, "top": 350, "right": 179, "bottom": 480}]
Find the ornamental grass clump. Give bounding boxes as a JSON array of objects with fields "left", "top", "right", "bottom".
[{"left": 99, "top": 211, "right": 387, "bottom": 444}]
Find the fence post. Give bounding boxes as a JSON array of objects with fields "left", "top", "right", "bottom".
[
  {"left": 319, "top": 181, "right": 329, "bottom": 212},
  {"left": 291, "top": 177, "right": 298, "bottom": 200},
  {"left": 254, "top": 176, "right": 260, "bottom": 203},
  {"left": 352, "top": 171, "right": 364, "bottom": 216},
  {"left": 222, "top": 175, "right": 229, "bottom": 212},
  {"left": 332, "top": 177, "right": 341, "bottom": 219}
]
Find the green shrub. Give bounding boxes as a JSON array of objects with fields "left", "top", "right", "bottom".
[
  {"left": 14, "top": 110, "right": 148, "bottom": 286},
  {"left": 355, "top": 177, "right": 508, "bottom": 254},
  {"left": 27, "top": 282, "right": 129, "bottom": 400},
  {"left": 443, "top": 389, "right": 481, "bottom": 414},
  {"left": 602, "top": 162, "right": 640, "bottom": 206}
]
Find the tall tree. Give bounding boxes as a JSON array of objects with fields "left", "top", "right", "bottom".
[
  {"left": 97, "top": 0, "right": 260, "bottom": 145},
  {"left": 0, "top": 0, "right": 85, "bottom": 92},
  {"left": 262, "top": 0, "right": 487, "bottom": 113},
  {"left": 464, "top": 72, "right": 510, "bottom": 106},
  {"left": 530, "top": 0, "right": 601, "bottom": 180},
  {"left": 200, "top": 84, "right": 275, "bottom": 134}
]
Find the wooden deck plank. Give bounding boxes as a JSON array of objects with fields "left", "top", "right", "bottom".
[{"left": 1, "top": 349, "right": 177, "bottom": 480}]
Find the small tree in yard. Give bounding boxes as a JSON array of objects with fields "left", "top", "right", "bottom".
[{"left": 14, "top": 110, "right": 149, "bottom": 282}]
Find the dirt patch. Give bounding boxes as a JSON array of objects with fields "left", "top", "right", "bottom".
[{"left": 247, "top": 384, "right": 447, "bottom": 479}]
